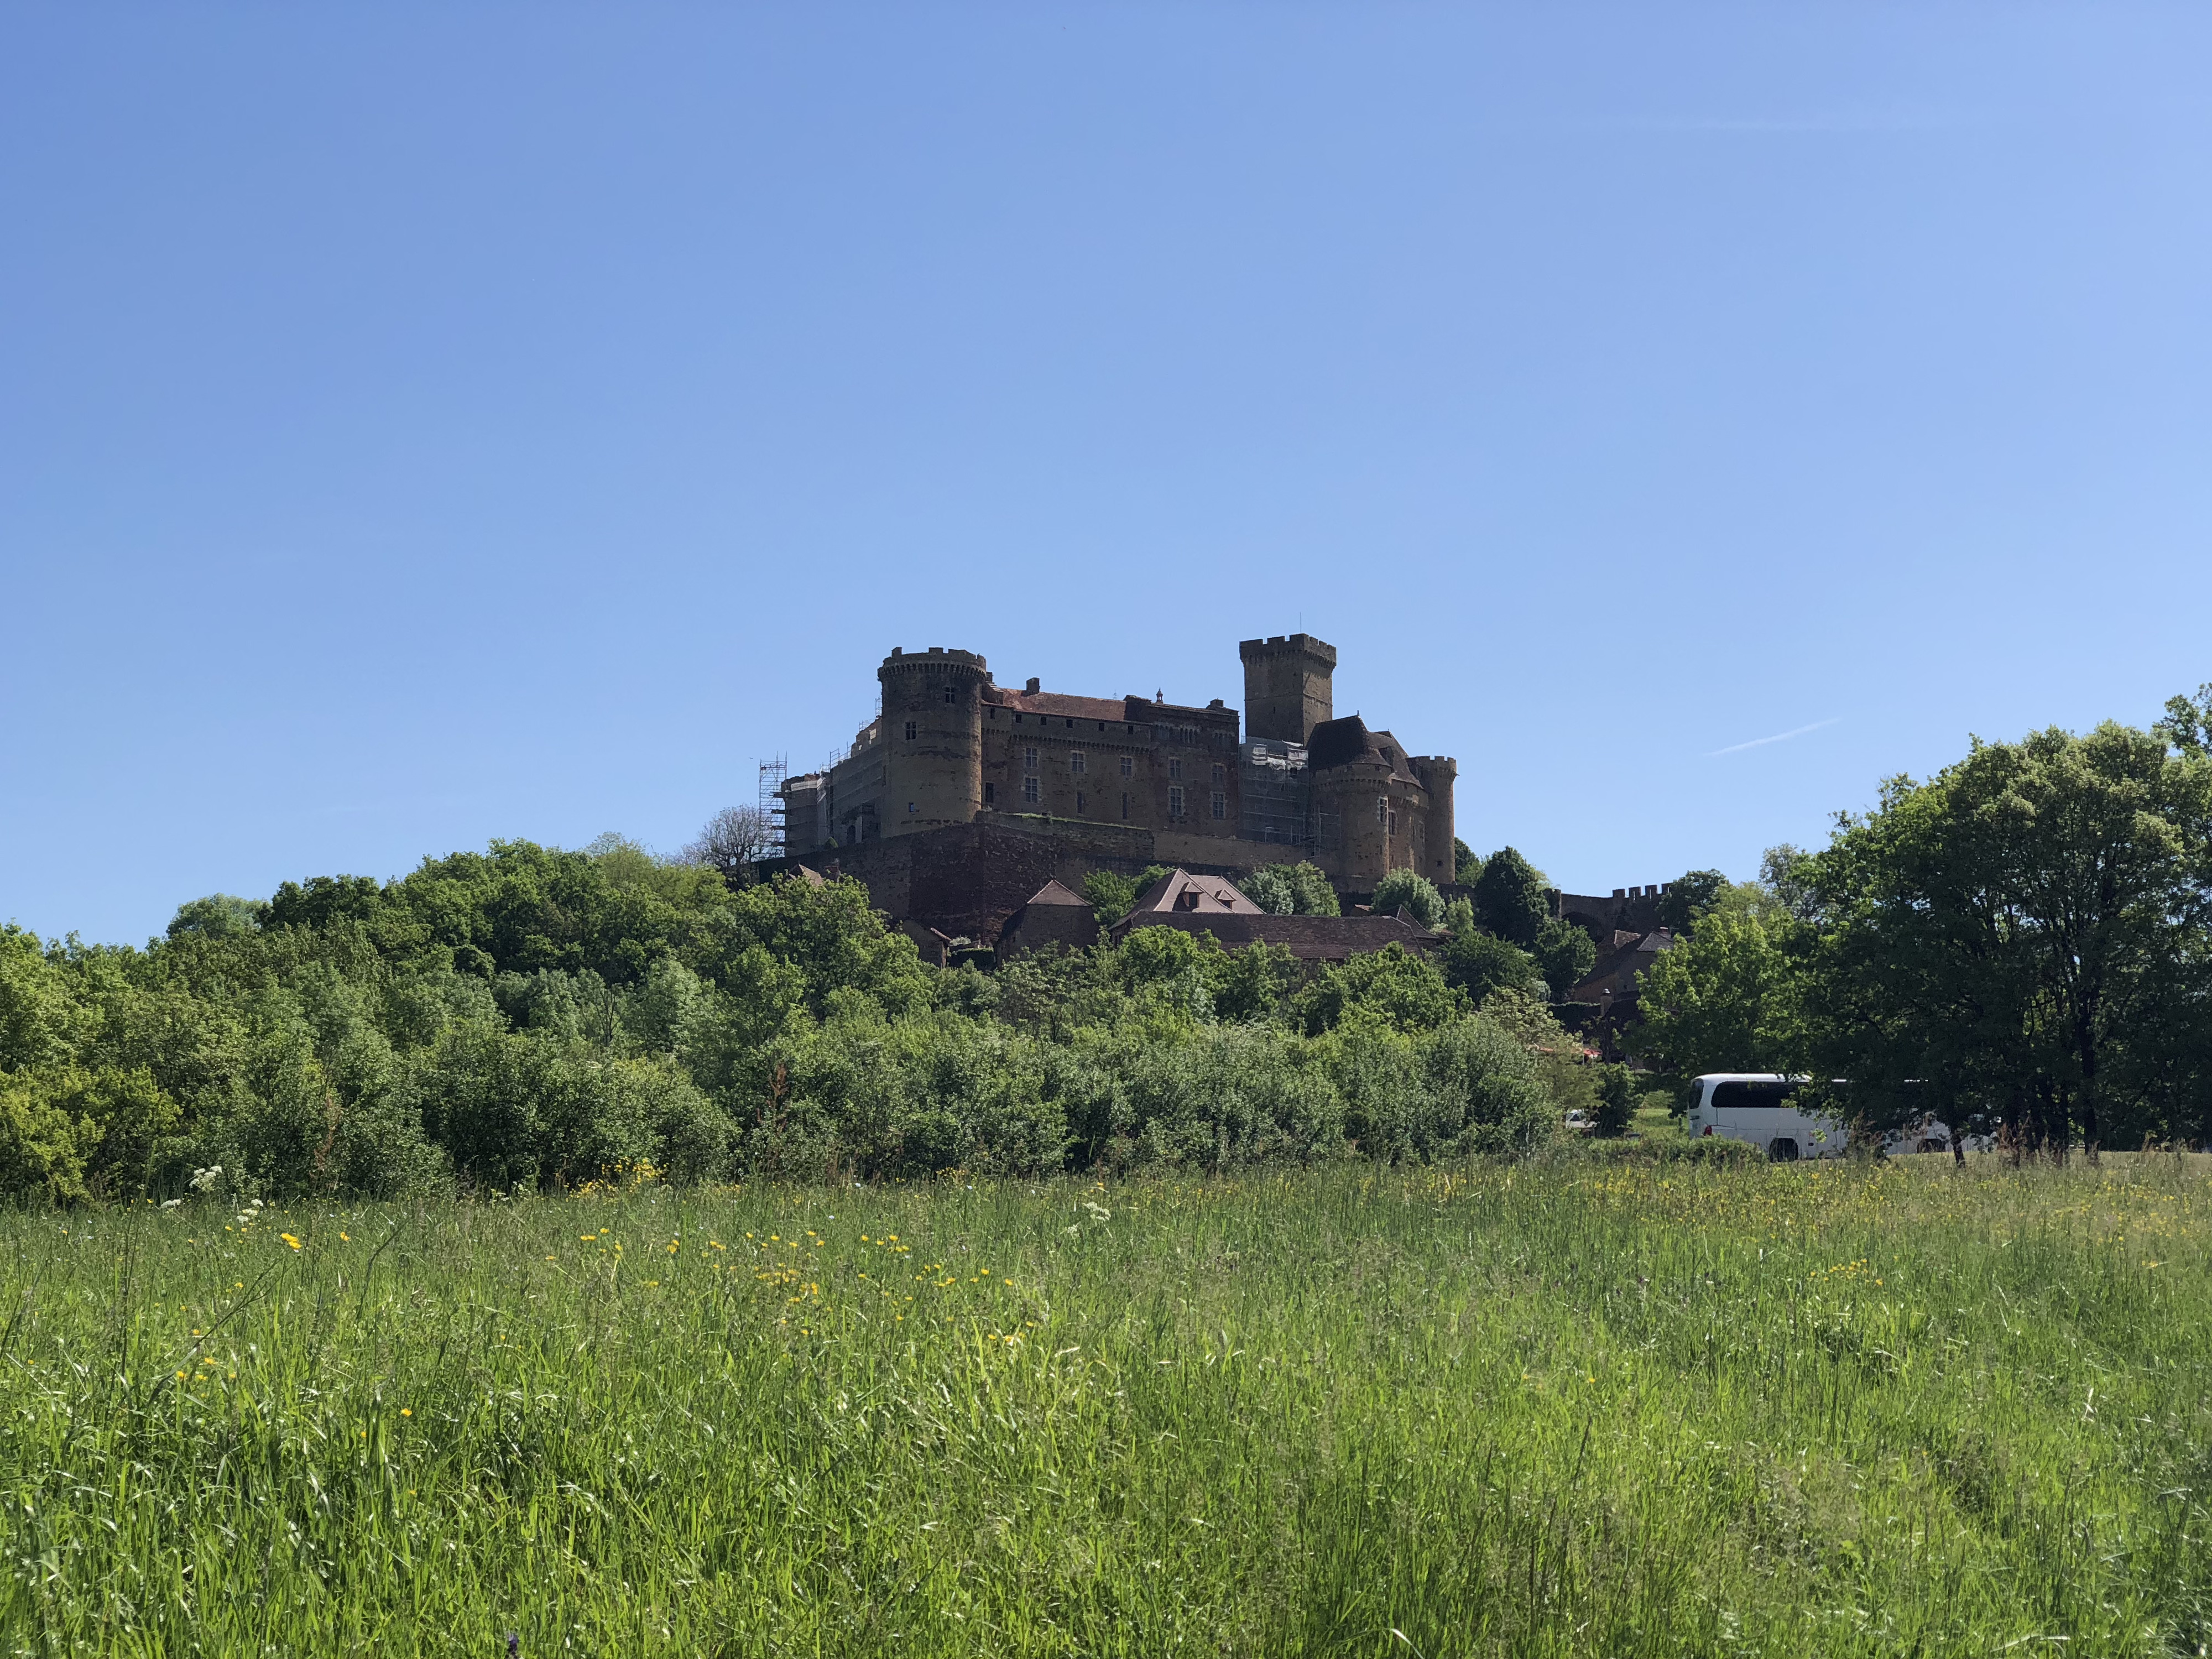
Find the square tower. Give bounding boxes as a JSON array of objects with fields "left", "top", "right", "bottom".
[{"left": 1239, "top": 633, "right": 1337, "bottom": 745}]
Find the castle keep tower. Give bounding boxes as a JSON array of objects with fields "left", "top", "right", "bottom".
[
  {"left": 1239, "top": 634, "right": 1337, "bottom": 745},
  {"left": 879, "top": 646, "right": 988, "bottom": 835}
]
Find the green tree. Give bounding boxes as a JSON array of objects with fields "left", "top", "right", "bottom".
[
  {"left": 1655, "top": 870, "right": 1729, "bottom": 935},
  {"left": 1471, "top": 848, "right": 1548, "bottom": 947},
  {"left": 1802, "top": 719, "right": 2212, "bottom": 1155},
  {"left": 0, "top": 926, "right": 90, "bottom": 1072},
  {"left": 1590, "top": 1063, "right": 1636, "bottom": 1138},
  {"left": 1370, "top": 870, "right": 1444, "bottom": 928},
  {"left": 1083, "top": 870, "right": 1138, "bottom": 925},
  {"left": 1625, "top": 911, "right": 1803, "bottom": 1105},
  {"left": 1439, "top": 929, "right": 1543, "bottom": 1004},
  {"left": 1454, "top": 838, "right": 1482, "bottom": 883},
  {"left": 1291, "top": 945, "right": 1465, "bottom": 1036},
  {"left": 166, "top": 894, "right": 265, "bottom": 940},
  {"left": 1241, "top": 862, "right": 1339, "bottom": 916},
  {"left": 1532, "top": 920, "right": 1597, "bottom": 1000}
]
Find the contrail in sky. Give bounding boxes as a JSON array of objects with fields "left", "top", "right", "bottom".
[{"left": 1707, "top": 718, "right": 1840, "bottom": 758}]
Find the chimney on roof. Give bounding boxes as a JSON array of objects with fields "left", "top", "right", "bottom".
[
  {"left": 1025, "top": 677, "right": 1040, "bottom": 693},
  {"left": 1156, "top": 690, "right": 1164, "bottom": 702}
]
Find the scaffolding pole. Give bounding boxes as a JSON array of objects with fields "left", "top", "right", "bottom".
[{"left": 758, "top": 755, "right": 788, "bottom": 854}]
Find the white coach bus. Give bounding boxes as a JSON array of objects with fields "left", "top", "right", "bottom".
[{"left": 1686, "top": 1074, "right": 1970, "bottom": 1160}]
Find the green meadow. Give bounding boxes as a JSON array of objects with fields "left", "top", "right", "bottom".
[{"left": 3, "top": 1153, "right": 2207, "bottom": 1657}]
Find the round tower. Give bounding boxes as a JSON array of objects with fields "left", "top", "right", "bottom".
[
  {"left": 1410, "top": 755, "right": 1458, "bottom": 884},
  {"left": 878, "top": 646, "right": 988, "bottom": 835}
]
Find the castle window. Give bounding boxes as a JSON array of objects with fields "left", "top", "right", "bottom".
[
  {"left": 984, "top": 782, "right": 996, "bottom": 805},
  {"left": 1168, "top": 758, "right": 1182, "bottom": 781},
  {"left": 1022, "top": 776, "right": 1040, "bottom": 804},
  {"left": 1210, "top": 791, "right": 1225, "bottom": 821},
  {"left": 1071, "top": 752, "right": 1086, "bottom": 775},
  {"left": 904, "top": 721, "right": 916, "bottom": 740},
  {"left": 1120, "top": 792, "right": 1130, "bottom": 820},
  {"left": 1119, "top": 755, "right": 1134, "bottom": 778},
  {"left": 944, "top": 688, "right": 956, "bottom": 705},
  {"left": 1065, "top": 717, "right": 1073, "bottom": 728},
  {"left": 1211, "top": 763, "right": 1225, "bottom": 785},
  {"left": 1389, "top": 811, "right": 1399, "bottom": 834},
  {"left": 1076, "top": 791, "right": 1087, "bottom": 814},
  {"left": 1024, "top": 747, "right": 1039, "bottom": 771},
  {"left": 1169, "top": 785, "right": 1185, "bottom": 818},
  {"left": 1377, "top": 797, "right": 1389, "bottom": 825},
  {"left": 907, "top": 802, "right": 919, "bottom": 815}
]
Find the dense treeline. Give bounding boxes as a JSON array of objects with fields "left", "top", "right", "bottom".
[
  {"left": 0, "top": 838, "right": 1584, "bottom": 1202},
  {"left": 1633, "top": 689, "right": 2212, "bottom": 1153}
]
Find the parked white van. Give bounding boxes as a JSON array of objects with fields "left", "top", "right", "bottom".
[
  {"left": 1685, "top": 1074, "right": 1975, "bottom": 1160},
  {"left": 1686, "top": 1075, "right": 1846, "bottom": 1160}
]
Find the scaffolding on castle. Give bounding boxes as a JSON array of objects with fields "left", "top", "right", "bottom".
[
  {"left": 1238, "top": 740, "right": 1316, "bottom": 850},
  {"left": 758, "top": 756, "right": 787, "bottom": 854}
]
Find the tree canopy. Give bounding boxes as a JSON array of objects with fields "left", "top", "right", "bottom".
[
  {"left": 0, "top": 839, "right": 1588, "bottom": 1203},
  {"left": 1629, "top": 705, "right": 2212, "bottom": 1155}
]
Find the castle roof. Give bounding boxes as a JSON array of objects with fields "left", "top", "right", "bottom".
[
  {"left": 984, "top": 685, "right": 1133, "bottom": 723},
  {"left": 1125, "top": 868, "right": 1264, "bottom": 916},
  {"left": 1022, "top": 879, "right": 1092, "bottom": 908},
  {"left": 1112, "top": 909, "right": 1441, "bottom": 962},
  {"left": 1306, "top": 716, "right": 1422, "bottom": 784},
  {"left": 982, "top": 684, "right": 1237, "bottom": 728}
]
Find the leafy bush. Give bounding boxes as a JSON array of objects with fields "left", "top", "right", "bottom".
[
  {"left": 1370, "top": 870, "right": 1444, "bottom": 928},
  {"left": 1242, "top": 863, "right": 1340, "bottom": 916},
  {"left": 1439, "top": 928, "right": 1544, "bottom": 1003},
  {"left": 1122, "top": 1025, "right": 1343, "bottom": 1170}
]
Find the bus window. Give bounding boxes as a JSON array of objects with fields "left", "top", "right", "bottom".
[{"left": 1712, "top": 1081, "right": 1798, "bottom": 1111}]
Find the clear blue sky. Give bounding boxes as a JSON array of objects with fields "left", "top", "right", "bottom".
[{"left": 4, "top": 4, "right": 2207, "bottom": 945}]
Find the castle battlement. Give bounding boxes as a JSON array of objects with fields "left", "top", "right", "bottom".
[{"left": 779, "top": 634, "right": 1455, "bottom": 891}]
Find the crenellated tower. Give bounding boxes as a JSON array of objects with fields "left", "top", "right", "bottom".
[
  {"left": 878, "top": 646, "right": 989, "bottom": 834},
  {"left": 1239, "top": 634, "right": 1337, "bottom": 745}
]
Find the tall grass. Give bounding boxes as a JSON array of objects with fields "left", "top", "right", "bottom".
[{"left": 2, "top": 1154, "right": 2206, "bottom": 1656}]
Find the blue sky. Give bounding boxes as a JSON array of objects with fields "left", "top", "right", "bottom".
[{"left": 4, "top": 3, "right": 2207, "bottom": 945}]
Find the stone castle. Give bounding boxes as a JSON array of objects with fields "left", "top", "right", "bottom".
[{"left": 777, "top": 634, "right": 1457, "bottom": 902}]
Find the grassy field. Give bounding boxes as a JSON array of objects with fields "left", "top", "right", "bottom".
[{"left": 2, "top": 1150, "right": 2207, "bottom": 1657}]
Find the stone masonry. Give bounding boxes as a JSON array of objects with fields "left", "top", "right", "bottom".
[{"left": 778, "top": 634, "right": 1458, "bottom": 900}]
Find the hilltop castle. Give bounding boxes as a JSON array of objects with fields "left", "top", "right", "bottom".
[{"left": 776, "top": 635, "right": 1457, "bottom": 912}]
